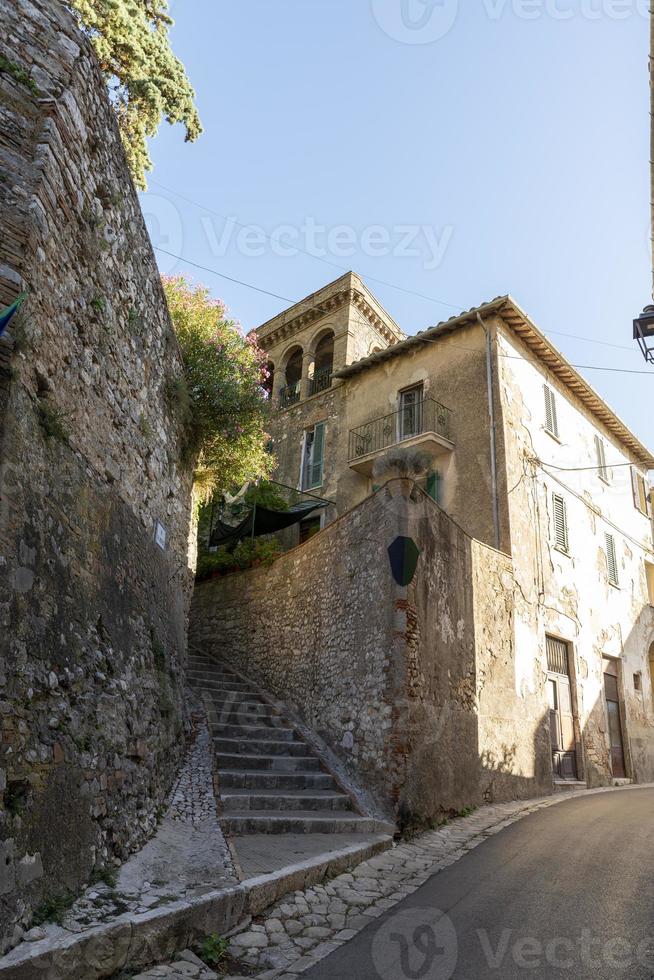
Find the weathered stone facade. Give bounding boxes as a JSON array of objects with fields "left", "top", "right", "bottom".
[
  {"left": 204, "top": 278, "right": 654, "bottom": 825},
  {"left": 0, "top": 0, "right": 195, "bottom": 950},
  {"left": 191, "top": 484, "right": 549, "bottom": 825}
]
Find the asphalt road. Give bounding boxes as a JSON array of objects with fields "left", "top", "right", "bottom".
[{"left": 302, "top": 788, "right": 654, "bottom": 980}]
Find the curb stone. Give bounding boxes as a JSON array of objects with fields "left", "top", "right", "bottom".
[
  {"left": 219, "top": 783, "right": 654, "bottom": 979},
  {"left": 0, "top": 837, "right": 392, "bottom": 980},
  {"left": 2, "top": 784, "right": 652, "bottom": 979}
]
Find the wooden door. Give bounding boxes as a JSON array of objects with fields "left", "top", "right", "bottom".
[
  {"left": 604, "top": 667, "right": 626, "bottom": 778},
  {"left": 546, "top": 636, "right": 577, "bottom": 780}
]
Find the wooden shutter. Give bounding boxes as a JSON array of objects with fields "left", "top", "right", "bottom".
[
  {"left": 632, "top": 468, "right": 649, "bottom": 514},
  {"left": 309, "top": 422, "right": 325, "bottom": 488},
  {"left": 605, "top": 533, "right": 619, "bottom": 586},
  {"left": 544, "top": 384, "right": 559, "bottom": 438},
  {"left": 552, "top": 493, "right": 568, "bottom": 552},
  {"left": 595, "top": 436, "right": 608, "bottom": 482}
]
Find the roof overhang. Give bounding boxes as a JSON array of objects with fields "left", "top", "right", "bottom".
[{"left": 334, "top": 295, "right": 654, "bottom": 470}]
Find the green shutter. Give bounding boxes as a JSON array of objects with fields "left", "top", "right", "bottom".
[{"left": 426, "top": 470, "right": 441, "bottom": 503}]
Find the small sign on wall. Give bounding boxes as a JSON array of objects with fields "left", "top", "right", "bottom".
[{"left": 154, "top": 520, "right": 167, "bottom": 551}]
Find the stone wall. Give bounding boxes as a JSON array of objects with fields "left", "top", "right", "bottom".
[
  {"left": 0, "top": 0, "right": 194, "bottom": 951},
  {"left": 191, "top": 483, "right": 552, "bottom": 827}
]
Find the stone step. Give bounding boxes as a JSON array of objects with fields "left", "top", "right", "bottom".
[
  {"left": 215, "top": 724, "right": 300, "bottom": 742},
  {"left": 553, "top": 779, "right": 588, "bottom": 794},
  {"left": 196, "top": 687, "right": 271, "bottom": 705},
  {"left": 214, "top": 737, "right": 311, "bottom": 757},
  {"left": 187, "top": 675, "right": 254, "bottom": 692},
  {"left": 206, "top": 707, "right": 280, "bottom": 728},
  {"left": 218, "top": 768, "right": 337, "bottom": 791},
  {"left": 221, "top": 789, "right": 354, "bottom": 813},
  {"left": 220, "top": 811, "right": 377, "bottom": 835},
  {"left": 217, "top": 752, "right": 324, "bottom": 772}
]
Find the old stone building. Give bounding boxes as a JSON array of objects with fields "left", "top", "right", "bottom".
[
  {"left": 192, "top": 274, "right": 654, "bottom": 826},
  {"left": 0, "top": 0, "right": 195, "bottom": 951}
]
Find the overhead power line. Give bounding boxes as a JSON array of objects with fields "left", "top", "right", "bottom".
[
  {"left": 152, "top": 245, "right": 654, "bottom": 376},
  {"left": 148, "top": 180, "right": 642, "bottom": 355}
]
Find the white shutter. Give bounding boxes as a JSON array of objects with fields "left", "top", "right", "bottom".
[
  {"left": 552, "top": 493, "right": 569, "bottom": 552},
  {"left": 605, "top": 533, "right": 619, "bottom": 586},
  {"left": 595, "top": 436, "right": 608, "bottom": 482},
  {"left": 632, "top": 468, "right": 648, "bottom": 514},
  {"left": 544, "top": 385, "right": 559, "bottom": 438}
]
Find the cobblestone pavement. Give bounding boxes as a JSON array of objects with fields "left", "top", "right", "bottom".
[{"left": 133, "top": 785, "right": 653, "bottom": 980}]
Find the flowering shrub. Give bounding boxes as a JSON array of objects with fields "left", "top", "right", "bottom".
[{"left": 163, "top": 277, "right": 273, "bottom": 499}]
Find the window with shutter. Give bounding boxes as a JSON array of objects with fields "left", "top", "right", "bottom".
[
  {"left": 595, "top": 435, "right": 609, "bottom": 483},
  {"left": 302, "top": 422, "right": 325, "bottom": 490},
  {"left": 544, "top": 384, "right": 559, "bottom": 439},
  {"left": 631, "top": 468, "right": 650, "bottom": 515},
  {"left": 605, "top": 533, "right": 619, "bottom": 586},
  {"left": 552, "top": 493, "right": 569, "bottom": 552}
]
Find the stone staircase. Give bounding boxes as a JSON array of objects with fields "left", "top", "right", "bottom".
[{"left": 188, "top": 651, "right": 387, "bottom": 836}]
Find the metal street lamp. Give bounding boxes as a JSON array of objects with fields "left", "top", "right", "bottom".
[{"left": 633, "top": 305, "right": 654, "bottom": 363}]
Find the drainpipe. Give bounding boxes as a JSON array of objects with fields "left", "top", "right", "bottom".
[{"left": 477, "top": 313, "right": 501, "bottom": 551}]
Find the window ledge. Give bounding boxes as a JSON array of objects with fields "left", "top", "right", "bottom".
[
  {"left": 553, "top": 545, "right": 572, "bottom": 558},
  {"left": 544, "top": 427, "right": 562, "bottom": 444}
]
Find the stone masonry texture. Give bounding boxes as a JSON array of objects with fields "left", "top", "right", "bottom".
[
  {"left": 191, "top": 482, "right": 553, "bottom": 830},
  {"left": 0, "top": 0, "right": 195, "bottom": 952}
]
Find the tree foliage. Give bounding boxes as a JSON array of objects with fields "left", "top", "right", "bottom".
[
  {"left": 163, "top": 276, "right": 274, "bottom": 500},
  {"left": 67, "top": 0, "right": 202, "bottom": 188}
]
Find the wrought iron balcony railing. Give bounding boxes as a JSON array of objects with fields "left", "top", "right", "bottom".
[
  {"left": 279, "top": 381, "right": 301, "bottom": 408},
  {"left": 348, "top": 397, "right": 453, "bottom": 462},
  {"left": 308, "top": 367, "right": 332, "bottom": 396}
]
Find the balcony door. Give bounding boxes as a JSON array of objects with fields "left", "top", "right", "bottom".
[{"left": 399, "top": 385, "right": 423, "bottom": 441}]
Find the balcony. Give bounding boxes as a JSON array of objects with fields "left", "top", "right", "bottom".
[
  {"left": 308, "top": 367, "right": 332, "bottom": 397},
  {"left": 348, "top": 397, "right": 454, "bottom": 475},
  {"left": 279, "top": 381, "right": 301, "bottom": 408}
]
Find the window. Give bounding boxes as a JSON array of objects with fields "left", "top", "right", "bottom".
[
  {"left": 543, "top": 384, "right": 559, "bottom": 439},
  {"left": 634, "top": 673, "right": 642, "bottom": 693},
  {"left": 399, "top": 385, "right": 424, "bottom": 440},
  {"left": 552, "top": 493, "right": 569, "bottom": 553},
  {"left": 426, "top": 470, "right": 442, "bottom": 505},
  {"left": 302, "top": 422, "right": 325, "bottom": 490},
  {"left": 605, "top": 533, "right": 619, "bottom": 586},
  {"left": 594, "top": 435, "right": 609, "bottom": 483},
  {"left": 299, "top": 515, "right": 322, "bottom": 543},
  {"left": 631, "top": 468, "right": 650, "bottom": 516},
  {"left": 645, "top": 561, "right": 654, "bottom": 605}
]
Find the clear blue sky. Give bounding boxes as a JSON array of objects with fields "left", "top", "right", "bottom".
[{"left": 140, "top": 0, "right": 653, "bottom": 451}]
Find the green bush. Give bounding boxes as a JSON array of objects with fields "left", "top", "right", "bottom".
[{"left": 195, "top": 537, "right": 281, "bottom": 580}]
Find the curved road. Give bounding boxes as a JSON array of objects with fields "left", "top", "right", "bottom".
[{"left": 302, "top": 788, "right": 654, "bottom": 980}]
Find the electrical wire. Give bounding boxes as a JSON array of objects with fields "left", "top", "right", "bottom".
[
  {"left": 149, "top": 179, "right": 463, "bottom": 312},
  {"left": 152, "top": 246, "right": 653, "bottom": 376},
  {"left": 148, "top": 180, "right": 642, "bottom": 354}
]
